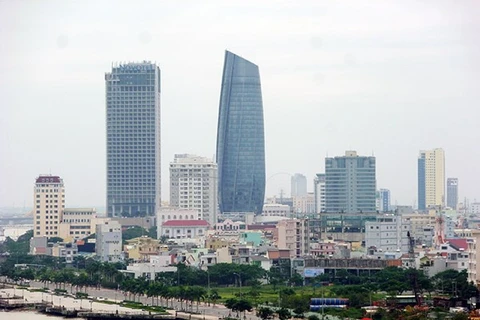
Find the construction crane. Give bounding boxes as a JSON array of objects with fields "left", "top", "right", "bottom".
[{"left": 407, "top": 231, "right": 422, "bottom": 306}]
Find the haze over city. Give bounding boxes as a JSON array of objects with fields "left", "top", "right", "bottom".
[{"left": 1, "top": 1, "right": 480, "bottom": 209}]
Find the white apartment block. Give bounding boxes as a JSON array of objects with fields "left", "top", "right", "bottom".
[
  {"left": 314, "top": 174, "right": 326, "bottom": 213},
  {"left": 33, "top": 175, "right": 65, "bottom": 237},
  {"left": 365, "top": 215, "right": 411, "bottom": 253},
  {"left": 277, "top": 219, "right": 310, "bottom": 258},
  {"left": 96, "top": 220, "right": 122, "bottom": 262},
  {"left": 169, "top": 154, "right": 218, "bottom": 225},
  {"left": 402, "top": 212, "right": 436, "bottom": 244}
]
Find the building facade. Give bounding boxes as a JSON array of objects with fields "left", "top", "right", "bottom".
[
  {"left": 418, "top": 148, "right": 445, "bottom": 211},
  {"left": 447, "top": 178, "right": 458, "bottom": 210},
  {"left": 169, "top": 154, "right": 217, "bottom": 225},
  {"left": 58, "top": 208, "right": 97, "bottom": 241},
  {"left": 314, "top": 174, "right": 326, "bottom": 213},
  {"left": 106, "top": 61, "right": 161, "bottom": 217},
  {"left": 365, "top": 215, "right": 411, "bottom": 253},
  {"left": 33, "top": 175, "right": 65, "bottom": 237},
  {"left": 291, "top": 173, "right": 307, "bottom": 197},
  {"left": 276, "top": 219, "right": 310, "bottom": 258},
  {"left": 216, "top": 50, "right": 265, "bottom": 215},
  {"left": 293, "top": 193, "right": 315, "bottom": 214},
  {"left": 379, "top": 189, "right": 391, "bottom": 212},
  {"left": 95, "top": 220, "right": 122, "bottom": 262},
  {"left": 159, "top": 220, "right": 209, "bottom": 239},
  {"left": 325, "top": 151, "right": 376, "bottom": 213}
]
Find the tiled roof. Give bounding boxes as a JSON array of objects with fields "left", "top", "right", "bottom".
[
  {"left": 36, "top": 176, "right": 61, "bottom": 183},
  {"left": 162, "top": 220, "right": 209, "bottom": 227},
  {"left": 446, "top": 238, "right": 468, "bottom": 251}
]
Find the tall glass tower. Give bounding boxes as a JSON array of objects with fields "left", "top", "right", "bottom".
[
  {"left": 105, "top": 62, "right": 161, "bottom": 217},
  {"left": 216, "top": 51, "right": 265, "bottom": 215}
]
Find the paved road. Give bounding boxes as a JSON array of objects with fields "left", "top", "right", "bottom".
[{"left": 25, "top": 280, "right": 259, "bottom": 320}]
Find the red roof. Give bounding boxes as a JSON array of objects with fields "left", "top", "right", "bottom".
[
  {"left": 162, "top": 220, "right": 209, "bottom": 227},
  {"left": 36, "top": 176, "right": 61, "bottom": 183},
  {"left": 446, "top": 238, "right": 468, "bottom": 251}
]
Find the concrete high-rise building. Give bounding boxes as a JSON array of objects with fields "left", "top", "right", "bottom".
[
  {"left": 106, "top": 61, "right": 161, "bottom": 217},
  {"left": 379, "top": 189, "right": 391, "bottom": 212},
  {"left": 291, "top": 173, "right": 307, "bottom": 197},
  {"left": 447, "top": 178, "right": 458, "bottom": 210},
  {"left": 418, "top": 148, "right": 445, "bottom": 211},
  {"left": 325, "top": 151, "right": 376, "bottom": 213},
  {"left": 314, "top": 174, "right": 326, "bottom": 213},
  {"left": 169, "top": 154, "right": 218, "bottom": 225},
  {"left": 96, "top": 220, "right": 122, "bottom": 262},
  {"left": 33, "top": 175, "right": 65, "bottom": 237},
  {"left": 216, "top": 51, "right": 265, "bottom": 215}
]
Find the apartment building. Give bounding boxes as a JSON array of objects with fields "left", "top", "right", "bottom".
[{"left": 33, "top": 175, "right": 65, "bottom": 237}]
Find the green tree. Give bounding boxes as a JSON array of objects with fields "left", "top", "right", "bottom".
[
  {"left": 276, "top": 307, "right": 291, "bottom": 320},
  {"left": 257, "top": 307, "right": 274, "bottom": 320}
]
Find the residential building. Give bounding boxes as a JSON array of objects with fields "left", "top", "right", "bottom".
[
  {"left": 257, "top": 204, "right": 291, "bottom": 223},
  {"left": 365, "top": 215, "right": 411, "bottom": 253},
  {"left": 106, "top": 61, "right": 161, "bottom": 217},
  {"left": 447, "top": 178, "right": 459, "bottom": 210},
  {"left": 96, "top": 220, "right": 122, "bottom": 262},
  {"left": 58, "top": 208, "right": 97, "bottom": 241},
  {"left": 216, "top": 50, "right": 265, "bottom": 215},
  {"left": 276, "top": 219, "right": 310, "bottom": 258},
  {"left": 379, "top": 189, "right": 391, "bottom": 212},
  {"left": 325, "top": 151, "right": 376, "bottom": 213},
  {"left": 124, "top": 236, "right": 165, "bottom": 262},
  {"left": 29, "top": 237, "right": 78, "bottom": 263},
  {"left": 314, "top": 174, "right": 326, "bottom": 213},
  {"left": 159, "top": 220, "right": 209, "bottom": 239},
  {"left": 472, "top": 203, "right": 480, "bottom": 214},
  {"left": 293, "top": 193, "right": 315, "bottom": 214},
  {"left": 402, "top": 212, "right": 436, "bottom": 246},
  {"left": 418, "top": 148, "right": 445, "bottom": 211},
  {"left": 33, "top": 175, "right": 65, "bottom": 237},
  {"left": 291, "top": 173, "right": 307, "bottom": 197},
  {"left": 169, "top": 154, "right": 218, "bottom": 225}
]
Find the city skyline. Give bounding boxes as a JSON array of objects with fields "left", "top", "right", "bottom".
[{"left": 1, "top": 1, "right": 480, "bottom": 209}]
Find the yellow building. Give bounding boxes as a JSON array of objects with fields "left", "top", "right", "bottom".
[
  {"left": 419, "top": 148, "right": 445, "bottom": 209},
  {"left": 205, "top": 236, "right": 230, "bottom": 251},
  {"left": 124, "top": 236, "right": 165, "bottom": 262}
]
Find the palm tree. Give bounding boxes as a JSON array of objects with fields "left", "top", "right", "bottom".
[{"left": 209, "top": 289, "right": 221, "bottom": 307}]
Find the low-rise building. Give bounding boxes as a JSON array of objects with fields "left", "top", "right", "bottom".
[
  {"left": 214, "top": 219, "right": 246, "bottom": 236},
  {"left": 96, "top": 220, "right": 122, "bottom": 262},
  {"left": 159, "top": 220, "right": 209, "bottom": 239},
  {"left": 123, "top": 255, "right": 177, "bottom": 279},
  {"left": 124, "top": 236, "right": 165, "bottom": 262}
]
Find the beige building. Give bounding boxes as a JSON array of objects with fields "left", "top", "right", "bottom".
[
  {"left": 58, "top": 208, "right": 108, "bottom": 241},
  {"left": 462, "top": 229, "right": 480, "bottom": 285},
  {"left": 276, "top": 219, "right": 310, "bottom": 258},
  {"left": 33, "top": 175, "right": 65, "bottom": 237},
  {"left": 124, "top": 236, "right": 165, "bottom": 262},
  {"left": 419, "top": 148, "right": 445, "bottom": 209},
  {"left": 293, "top": 193, "right": 315, "bottom": 214}
]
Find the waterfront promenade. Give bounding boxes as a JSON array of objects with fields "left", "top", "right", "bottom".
[{"left": 0, "top": 281, "right": 259, "bottom": 320}]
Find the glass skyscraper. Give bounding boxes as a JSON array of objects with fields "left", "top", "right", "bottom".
[
  {"left": 216, "top": 51, "right": 265, "bottom": 215},
  {"left": 105, "top": 62, "right": 161, "bottom": 217}
]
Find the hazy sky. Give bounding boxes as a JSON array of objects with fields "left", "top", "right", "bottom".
[{"left": 1, "top": 1, "right": 480, "bottom": 210}]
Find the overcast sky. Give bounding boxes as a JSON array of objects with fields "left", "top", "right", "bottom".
[{"left": 1, "top": 1, "right": 479, "bottom": 211}]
